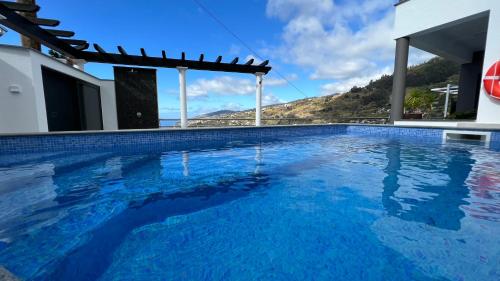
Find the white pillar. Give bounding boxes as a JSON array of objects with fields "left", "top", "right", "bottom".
[
  {"left": 255, "top": 72, "right": 264, "bottom": 126},
  {"left": 444, "top": 84, "right": 451, "bottom": 118},
  {"left": 177, "top": 67, "right": 188, "bottom": 128}
]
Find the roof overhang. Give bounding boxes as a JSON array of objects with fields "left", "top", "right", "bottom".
[{"left": 408, "top": 12, "right": 489, "bottom": 64}]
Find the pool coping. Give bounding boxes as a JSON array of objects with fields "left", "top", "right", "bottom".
[
  {"left": 2, "top": 123, "right": 500, "bottom": 138},
  {"left": 1, "top": 123, "right": 499, "bottom": 154}
]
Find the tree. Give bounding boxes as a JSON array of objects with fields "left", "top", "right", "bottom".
[{"left": 404, "top": 88, "right": 436, "bottom": 113}]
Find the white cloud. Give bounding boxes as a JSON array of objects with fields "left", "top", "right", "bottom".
[
  {"left": 266, "top": 0, "right": 334, "bottom": 21},
  {"left": 320, "top": 66, "right": 392, "bottom": 95},
  {"left": 223, "top": 102, "right": 245, "bottom": 111},
  {"left": 409, "top": 47, "right": 435, "bottom": 66},
  {"left": 263, "top": 93, "right": 286, "bottom": 106},
  {"left": 186, "top": 76, "right": 254, "bottom": 98},
  {"left": 265, "top": 77, "right": 287, "bottom": 86},
  {"left": 173, "top": 75, "right": 294, "bottom": 99},
  {"left": 269, "top": 0, "right": 395, "bottom": 80},
  {"left": 265, "top": 0, "right": 435, "bottom": 96},
  {"left": 265, "top": 73, "right": 297, "bottom": 86}
]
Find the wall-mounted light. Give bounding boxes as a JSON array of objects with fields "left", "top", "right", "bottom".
[{"left": 8, "top": 85, "right": 22, "bottom": 94}]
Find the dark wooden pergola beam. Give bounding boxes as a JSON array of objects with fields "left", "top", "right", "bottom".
[
  {"left": 259, "top": 60, "right": 269, "bottom": 66},
  {"left": 0, "top": 3, "right": 80, "bottom": 57},
  {"left": 79, "top": 51, "right": 271, "bottom": 74},
  {"left": 25, "top": 16, "right": 59, "bottom": 27},
  {"left": 44, "top": 28, "right": 75, "bottom": 37},
  {"left": 93, "top": 43, "right": 108, "bottom": 54},
  {"left": 74, "top": 43, "right": 89, "bottom": 51},
  {"left": 230, "top": 57, "right": 238, "bottom": 64},
  {"left": 117, "top": 45, "right": 128, "bottom": 56},
  {"left": 0, "top": 1, "right": 39, "bottom": 12},
  {"left": 215, "top": 56, "right": 222, "bottom": 63},
  {"left": 60, "top": 38, "right": 87, "bottom": 46}
]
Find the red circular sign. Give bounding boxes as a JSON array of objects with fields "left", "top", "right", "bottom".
[{"left": 484, "top": 61, "right": 500, "bottom": 100}]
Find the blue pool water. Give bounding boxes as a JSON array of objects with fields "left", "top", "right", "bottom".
[{"left": 0, "top": 134, "right": 499, "bottom": 280}]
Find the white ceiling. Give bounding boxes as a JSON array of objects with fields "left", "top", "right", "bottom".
[{"left": 410, "top": 13, "right": 489, "bottom": 63}]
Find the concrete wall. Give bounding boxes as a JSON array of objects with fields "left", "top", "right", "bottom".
[
  {"left": 394, "top": 0, "right": 500, "bottom": 124},
  {"left": 0, "top": 45, "right": 118, "bottom": 133},
  {"left": 0, "top": 46, "right": 41, "bottom": 133},
  {"left": 100, "top": 80, "right": 118, "bottom": 130}
]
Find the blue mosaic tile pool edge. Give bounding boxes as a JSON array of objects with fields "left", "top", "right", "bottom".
[
  {"left": 1, "top": 125, "right": 500, "bottom": 154},
  {"left": 0, "top": 125, "right": 346, "bottom": 154}
]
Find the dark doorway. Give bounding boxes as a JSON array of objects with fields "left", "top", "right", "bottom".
[
  {"left": 79, "top": 82, "right": 103, "bottom": 130},
  {"left": 42, "top": 67, "right": 103, "bottom": 132},
  {"left": 114, "top": 67, "right": 159, "bottom": 129},
  {"left": 456, "top": 51, "right": 484, "bottom": 119}
]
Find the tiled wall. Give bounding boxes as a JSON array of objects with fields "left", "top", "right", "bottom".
[
  {"left": 0, "top": 125, "right": 347, "bottom": 154},
  {"left": 345, "top": 125, "right": 444, "bottom": 138},
  {"left": 1, "top": 125, "right": 499, "bottom": 154},
  {"left": 491, "top": 131, "right": 500, "bottom": 143}
]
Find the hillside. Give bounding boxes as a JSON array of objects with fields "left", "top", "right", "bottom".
[
  {"left": 189, "top": 58, "right": 461, "bottom": 126},
  {"left": 196, "top": 110, "right": 237, "bottom": 118}
]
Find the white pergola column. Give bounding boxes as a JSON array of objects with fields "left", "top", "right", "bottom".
[
  {"left": 255, "top": 72, "right": 264, "bottom": 126},
  {"left": 177, "top": 66, "right": 188, "bottom": 128}
]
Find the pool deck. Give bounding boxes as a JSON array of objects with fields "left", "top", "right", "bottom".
[{"left": 394, "top": 120, "right": 500, "bottom": 130}]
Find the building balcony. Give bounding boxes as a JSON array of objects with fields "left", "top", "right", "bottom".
[{"left": 391, "top": 0, "right": 500, "bottom": 126}]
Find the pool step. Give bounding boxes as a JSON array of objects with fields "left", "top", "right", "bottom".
[{"left": 0, "top": 153, "right": 114, "bottom": 194}]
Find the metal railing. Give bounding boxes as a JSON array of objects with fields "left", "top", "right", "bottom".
[{"left": 159, "top": 117, "right": 389, "bottom": 128}]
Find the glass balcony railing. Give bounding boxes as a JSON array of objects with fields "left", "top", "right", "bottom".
[{"left": 159, "top": 117, "right": 390, "bottom": 128}]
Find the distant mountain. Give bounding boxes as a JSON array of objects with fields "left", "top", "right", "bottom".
[
  {"left": 189, "top": 57, "right": 460, "bottom": 126},
  {"left": 195, "top": 110, "right": 237, "bottom": 118}
]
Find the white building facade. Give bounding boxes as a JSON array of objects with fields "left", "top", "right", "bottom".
[
  {"left": 391, "top": 0, "right": 500, "bottom": 127},
  {"left": 0, "top": 45, "right": 118, "bottom": 134}
]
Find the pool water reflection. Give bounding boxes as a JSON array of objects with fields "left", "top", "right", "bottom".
[{"left": 0, "top": 135, "right": 498, "bottom": 280}]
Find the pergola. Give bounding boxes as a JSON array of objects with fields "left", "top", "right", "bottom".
[{"left": 0, "top": 1, "right": 272, "bottom": 128}]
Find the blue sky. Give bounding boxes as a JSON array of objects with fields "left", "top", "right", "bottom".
[{"left": 1, "top": 0, "right": 432, "bottom": 118}]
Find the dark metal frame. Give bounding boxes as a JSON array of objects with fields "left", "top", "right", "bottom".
[{"left": 0, "top": 1, "right": 271, "bottom": 74}]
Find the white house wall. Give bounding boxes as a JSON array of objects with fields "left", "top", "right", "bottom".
[
  {"left": 476, "top": 6, "right": 500, "bottom": 124},
  {"left": 0, "top": 45, "right": 118, "bottom": 133},
  {"left": 0, "top": 46, "right": 41, "bottom": 133},
  {"left": 100, "top": 80, "right": 118, "bottom": 130},
  {"left": 394, "top": 0, "right": 500, "bottom": 125}
]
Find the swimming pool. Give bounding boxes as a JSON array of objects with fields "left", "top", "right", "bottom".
[{"left": 0, "top": 130, "right": 499, "bottom": 280}]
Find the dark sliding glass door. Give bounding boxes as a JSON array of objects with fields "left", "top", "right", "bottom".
[{"left": 42, "top": 66, "right": 103, "bottom": 132}]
